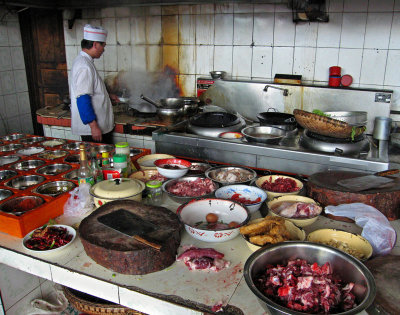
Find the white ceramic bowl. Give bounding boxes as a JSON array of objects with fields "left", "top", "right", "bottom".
[
  {"left": 267, "top": 195, "right": 322, "bottom": 227},
  {"left": 154, "top": 158, "right": 191, "bottom": 179},
  {"left": 214, "top": 184, "right": 267, "bottom": 213},
  {"left": 256, "top": 175, "right": 303, "bottom": 201},
  {"left": 177, "top": 198, "right": 250, "bottom": 242},
  {"left": 22, "top": 224, "right": 76, "bottom": 253},
  {"left": 137, "top": 154, "right": 175, "bottom": 170}
]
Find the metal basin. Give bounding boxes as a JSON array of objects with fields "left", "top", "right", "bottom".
[
  {"left": 0, "top": 155, "right": 20, "bottom": 166},
  {"left": 11, "top": 159, "right": 45, "bottom": 171},
  {"left": 64, "top": 154, "right": 80, "bottom": 163},
  {"left": 41, "top": 139, "right": 67, "bottom": 147},
  {"left": 63, "top": 169, "right": 78, "bottom": 180},
  {"left": 325, "top": 111, "right": 367, "bottom": 126},
  {"left": 244, "top": 242, "right": 376, "bottom": 315},
  {"left": 2, "top": 133, "right": 25, "bottom": 141},
  {"left": 17, "top": 146, "right": 45, "bottom": 155},
  {"left": 0, "top": 189, "right": 13, "bottom": 201},
  {"left": 36, "top": 180, "right": 76, "bottom": 196},
  {"left": 62, "top": 142, "right": 91, "bottom": 151},
  {"left": 0, "top": 143, "right": 23, "bottom": 152},
  {"left": 241, "top": 126, "right": 286, "bottom": 144},
  {"left": 20, "top": 136, "right": 45, "bottom": 144},
  {"left": 38, "top": 150, "right": 69, "bottom": 159},
  {"left": 0, "top": 170, "right": 18, "bottom": 181},
  {"left": 7, "top": 175, "right": 46, "bottom": 190},
  {"left": 36, "top": 163, "right": 72, "bottom": 175},
  {"left": 0, "top": 195, "right": 44, "bottom": 216}
]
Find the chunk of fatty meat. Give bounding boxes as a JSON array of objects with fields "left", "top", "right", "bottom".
[
  {"left": 274, "top": 202, "right": 321, "bottom": 218},
  {"left": 177, "top": 246, "right": 230, "bottom": 272}
]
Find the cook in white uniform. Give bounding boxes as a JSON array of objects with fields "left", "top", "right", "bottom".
[{"left": 69, "top": 24, "right": 116, "bottom": 144}]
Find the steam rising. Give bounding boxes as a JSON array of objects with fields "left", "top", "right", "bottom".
[{"left": 117, "top": 68, "right": 180, "bottom": 105}]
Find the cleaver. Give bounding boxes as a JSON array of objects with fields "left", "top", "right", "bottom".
[
  {"left": 97, "top": 209, "right": 162, "bottom": 251},
  {"left": 337, "top": 169, "right": 399, "bottom": 192}
]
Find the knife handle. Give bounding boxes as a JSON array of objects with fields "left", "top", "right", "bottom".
[
  {"left": 375, "top": 169, "right": 399, "bottom": 177},
  {"left": 133, "top": 235, "right": 162, "bottom": 251}
]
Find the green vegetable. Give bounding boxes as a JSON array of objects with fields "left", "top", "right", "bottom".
[
  {"left": 112, "top": 273, "right": 116, "bottom": 277},
  {"left": 351, "top": 126, "right": 366, "bottom": 141},
  {"left": 312, "top": 109, "right": 331, "bottom": 117},
  {"left": 49, "top": 240, "right": 56, "bottom": 249}
]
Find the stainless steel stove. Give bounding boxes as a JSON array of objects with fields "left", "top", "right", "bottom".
[{"left": 153, "top": 121, "right": 389, "bottom": 176}]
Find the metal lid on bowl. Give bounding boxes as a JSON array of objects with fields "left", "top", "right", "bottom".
[{"left": 90, "top": 178, "right": 145, "bottom": 199}]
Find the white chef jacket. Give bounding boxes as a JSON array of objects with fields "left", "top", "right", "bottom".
[{"left": 70, "top": 51, "right": 114, "bottom": 136}]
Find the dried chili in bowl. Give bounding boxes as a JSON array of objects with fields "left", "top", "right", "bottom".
[{"left": 24, "top": 226, "right": 73, "bottom": 251}]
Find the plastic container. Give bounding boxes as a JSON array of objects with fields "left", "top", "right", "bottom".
[
  {"left": 329, "top": 76, "right": 341, "bottom": 87},
  {"left": 115, "top": 142, "right": 133, "bottom": 175},
  {"left": 145, "top": 180, "right": 163, "bottom": 205},
  {"left": 112, "top": 154, "right": 128, "bottom": 178},
  {"left": 329, "top": 66, "right": 341, "bottom": 76}
]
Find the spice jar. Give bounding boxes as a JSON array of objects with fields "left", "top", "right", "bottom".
[
  {"left": 112, "top": 154, "right": 128, "bottom": 178},
  {"left": 115, "top": 142, "right": 133, "bottom": 175},
  {"left": 145, "top": 180, "right": 163, "bottom": 205}
]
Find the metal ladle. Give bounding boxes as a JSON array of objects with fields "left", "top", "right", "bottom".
[{"left": 140, "top": 94, "right": 162, "bottom": 108}]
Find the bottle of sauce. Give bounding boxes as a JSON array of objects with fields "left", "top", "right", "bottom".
[
  {"left": 91, "top": 153, "right": 103, "bottom": 183},
  {"left": 145, "top": 180, "right": 163, "bottom": 205},
  {"left": 78, "top": 144, "right": 94, "bottom": 186},
  {"left": 101, "top": 151, "right": 110, "bottom": 169}
]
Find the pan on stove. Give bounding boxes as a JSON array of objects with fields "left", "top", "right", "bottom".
[
  {"left": 188, "top": 112, "right": 245, "bottom": 137},
  {"left": 257, "top": 111, "right": 296, "bottom": 131}
]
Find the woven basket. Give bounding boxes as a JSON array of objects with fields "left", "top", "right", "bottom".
[{"left": 62, "top": 286, "right": 145, "bottom": 315}]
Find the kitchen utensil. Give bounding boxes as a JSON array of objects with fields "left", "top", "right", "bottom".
[
  {"left": 373, "top": 116, "right": 392, "bottom": 141},
  {"left": 341, "top": 74, "right": 353, "bottom": 87},
  {"left": 241, "top": 126, "right": 286, "bottom": 144},
  {"left": 257, "top": 109, "right": 296, "bottom": 131},
  {"left": 209, "top": 71, "right": 226, "bottom": 79},
  {"left": 140, "top": 94, "right": 161, "bottom": 108},
  {"left": 324, "top": 111, "right": 367, "bottom": 126},
  {"left": 97, "top": 209, "right": 162, "bottom": 250},
  {"left": 188, "top": 112, "right": 245, "bottom": 137},
  {"left": 337, "top": 169, "right": 399, "bottom": 192},
  {"left": 293, "top": 109, "right": 366, "bottom": 138}
]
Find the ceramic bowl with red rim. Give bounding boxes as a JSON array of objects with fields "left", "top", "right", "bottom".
[
  {"left": 219, "top": 132, "right": 244, "bottom": 139},
  {"left": 177, "top": 198, "right": 250, "bottom": 242},
  {"left": 214, "top": 184, "right": 267, "bottom": 214},
  {"left": 154, "top": 158, "right": 191, "bottom": 179}
]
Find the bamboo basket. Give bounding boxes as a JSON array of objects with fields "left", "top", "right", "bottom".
[{"left": 62, "top": 286, "right": 145, "bottom": 315}]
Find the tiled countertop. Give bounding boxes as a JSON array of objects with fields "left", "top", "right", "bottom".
[{"left": 0, "top": 194, "right": 399, "bottom": 314}]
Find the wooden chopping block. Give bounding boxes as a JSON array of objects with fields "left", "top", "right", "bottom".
[
  {"left": 307, "top": 171, "right": 400, "bottom": 221},
  {"left": 79, "top": 200, "right": 182, "bottom": 275},
  {"left": 365, "top": 255, "right": 400, "bottom": 314}
]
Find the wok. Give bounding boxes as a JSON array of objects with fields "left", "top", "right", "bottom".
[
  {"left": 141, "top": 94, "right": 199, "bottom": 116},
  {"left": 257, "top": 109, "right": 296, "bottom": 131},
  {"left": 241, "top": 126, "right": 286, "bottom": 144}
]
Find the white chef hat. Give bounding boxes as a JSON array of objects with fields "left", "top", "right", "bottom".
[{"left": 83, "top": 24, "right": 107, "bottom": 42}]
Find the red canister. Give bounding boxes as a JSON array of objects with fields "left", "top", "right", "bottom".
[
  {"left": 329, "top": 66, "right": 341, "bottom": 76},
  {"left": 329, "top": 76, "right": 341, "bottom": 87}
]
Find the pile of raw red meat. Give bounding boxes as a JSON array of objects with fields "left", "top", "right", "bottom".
[
  {"left": 261, "top": 177, "right": 300, "bottom": 192},
  {"left": 255, "top": 259, "right": 356, "bottom": 313},
  {"left": 167, "top": 177, "right": 215, "bottom": 197}
]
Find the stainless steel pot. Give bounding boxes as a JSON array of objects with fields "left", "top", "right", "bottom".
[{"left": 157, "top": 106, "right": 184, "bottom": 124}]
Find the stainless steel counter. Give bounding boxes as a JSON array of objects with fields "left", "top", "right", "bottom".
[{"left": 153, "top": 125, "right": 389, "bottom": 175}]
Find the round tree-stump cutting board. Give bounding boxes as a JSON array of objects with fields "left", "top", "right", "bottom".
[
  {"left": 307, "top": 171, "right": 400, "bottom": 221},
  {"left": 365, "top": 255, "right": 400, "bottom": 314},
  {"left": 79, "top": 200, "right": 182, "bottom": 275}
]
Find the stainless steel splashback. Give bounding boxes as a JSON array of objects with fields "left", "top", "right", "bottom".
[{"left": 203, "top": 80, "right": 393, "bottom": 134}]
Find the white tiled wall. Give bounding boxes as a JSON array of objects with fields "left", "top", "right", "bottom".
[
  {"left": 62, "top": 0, "right": 400, "bottom": 110},
  {"left": 0, "top": 8, "right": 33, "bottom": 137}
]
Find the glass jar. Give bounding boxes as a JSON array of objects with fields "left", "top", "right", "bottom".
[
  {"left": 145, "top": 180, "right": 163, "bottom": 205},
  {"left": 112, "top": 154, "right": 128, "bottom": 178}
]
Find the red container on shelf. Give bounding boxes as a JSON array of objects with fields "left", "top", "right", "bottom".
[
  {"left": 329, "top": 66, "right": 341, "bottom": 76},
  {"left": 329, "top": 76, "right": 341, "bottom": 87}
]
